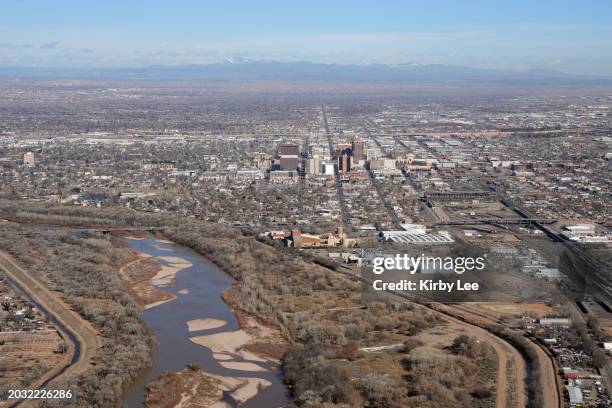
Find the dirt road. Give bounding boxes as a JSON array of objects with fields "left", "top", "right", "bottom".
[
  {"left": 530, "top": 340, "right": 562, "bottom": 408},
  {"left": 424, "top": 304, "right": 527, "bottom": 408},
  {"left": 0, "top": 251, "right": 100, "bottom": 405},
  {"left": 445, "top": 304, "right": 561, "bottom": 408}
]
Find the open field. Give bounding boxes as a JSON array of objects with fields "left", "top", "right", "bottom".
[
  {"left": 462, "top": 302, "right": 557, "bottom": 319},
  {"left": 0, "top": 330, "right": 66, "bottom": 389}
]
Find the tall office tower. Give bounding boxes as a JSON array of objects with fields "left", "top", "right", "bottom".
[
  {"left": 278, "top": 144, "right": 300, "bottom": 156},
  {"left": 339, "top": 153, "right": 351, "bottom": 175},
  {"left": 305, "top": 158, "right": 321, "bottom": 175},
  {"left": 336, "top": 143, "right": 351, "bottom": 157},
  {"left": 23, "top": 152, "right": 35, "bottom": 166},
  {"left": 352, "top": 139, "right": 364, "bottom": 162}
]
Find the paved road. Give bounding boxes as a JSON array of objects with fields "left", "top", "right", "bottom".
[
  {"left": 366, "top": 169, "right": 403, "bottom": 228},
  {"left": 299, "top": 134, "right": 310, "bottom": 188},
  {"left": 322, "top": 106, "right": 352, "bottom": 230},
  {"left": 362, "top": 123, "right": 403, "bottom": 229},
  {"left": 362, "top": 119, "right": 424, "bottom": 230},
  {"left": 0, "top": 251, "right": 100, "bottom": 406}
]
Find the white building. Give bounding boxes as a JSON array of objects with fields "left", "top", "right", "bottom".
[
  {"left": 23, "top": 151, "right": 35, "bottom": 166},
  {"left": 322, "top": 161, "right": 335, "bottom": 176},
  {"left": 400, "top": 224, "right": 428, "bottom": 234},
  {"left": 381, "top": 230, "right": 454, "bottom": 244},
  {"left": 564, "top": 224, "right": 596, "bottom": 235},
  {"left": 561, "top": 223, "right": 609, "bottom": 243},
  {"left": 566, "top": 386, "right": 583, "bottom": 406},
  {"left": 539, "top": 318, "right": 571, "bottom": 326},
  {"left": 370, "top": 158, "right": 396, "bottom": 171}
]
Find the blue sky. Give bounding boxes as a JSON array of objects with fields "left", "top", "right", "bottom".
[{"left": 1, "top": 0, "right": 612, "bottom": 74}]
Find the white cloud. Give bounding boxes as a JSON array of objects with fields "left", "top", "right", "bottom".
[{"left": 1, "top": 25, "right": 612, "bottom": 75}]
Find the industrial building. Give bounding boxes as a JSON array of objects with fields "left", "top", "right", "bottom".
[{"left": 380, "top": 230, "right": 454, "bottom": 244}]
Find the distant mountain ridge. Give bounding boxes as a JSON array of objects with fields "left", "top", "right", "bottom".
[{"left": 0, "top": 60, "right": 609, "bottom": 85}]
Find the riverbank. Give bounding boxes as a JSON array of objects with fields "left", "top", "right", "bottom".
[
  {"left": 118, "top": 249, "right": 176, "bottom": 309},
  {"left": 221, "top": 284, "right": 289, "bottom": 362},
  {"left": 146, "top": 363, "right": 273, "bottom": 408},
  {"left": 121, "top": 237, "right": 290, "bottom": 408},
  {"left": 122, "top": 239, "right": 288, "bottom": 361},
  {"left": 145, "top": 286, "right": 288, "bottom": 407}
]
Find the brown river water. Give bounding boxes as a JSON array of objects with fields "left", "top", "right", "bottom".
[{"left": 122, "top": 237, "right": 290, "bottom": 407}]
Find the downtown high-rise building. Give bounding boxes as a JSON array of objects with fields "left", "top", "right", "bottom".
[
  {"left": 352, "top": 139, "right": 364, "bottom": 162},
  {"left": 278, "top": 144, "right": 300, "bottom": 156},
  {"left": 339, "top": 153, "right": 351, "bottom": 175},
  {"left": 277, "top": 143, "right": 301, "bottom": 170}
]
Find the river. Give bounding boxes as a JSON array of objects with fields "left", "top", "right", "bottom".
[{"left": 122, "top": 237, "right": 290, "bottom": 408}]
